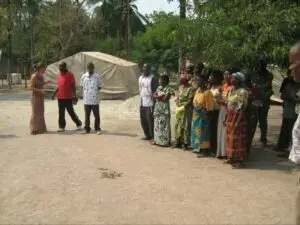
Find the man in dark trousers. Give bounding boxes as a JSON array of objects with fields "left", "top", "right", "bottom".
[
  {"left": 139, "top": 63, "right": 158, "bottom": 141},
  {"left": 80, "top": 62, "right": 102, "bottom": 135},
  {"left": 52, "top": 62, "right": 82, "bottom": 132},
  {"left": 251, "top": 60, "right": 274, "bottom": 147}
]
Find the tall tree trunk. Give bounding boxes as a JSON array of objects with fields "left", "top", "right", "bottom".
[
  {"left": 7, "top": 0, "right": 12, "bottom": 89},
  {"left": 178, "top": 0, "right": 186, "bottom": 82},
  {"left": 126, "top": 0, "right": 131, "bottom": 59}
]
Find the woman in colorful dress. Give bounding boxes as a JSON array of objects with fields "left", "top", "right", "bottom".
[
  {"left": 29, "top": 63, "right": 51, "bottom": 135},
  {"left": 216, "top": 71, "right": 232, "bottom": 159},
  {"left": 152, "top": 75, "right": 173, "bottom": 146},
  {"left": 191, "top": 75, "right": 215, "bottom": 157},
  {"left": 174, "top": 73, "right": 194, "bottom": 149},
  {"left": 225, "top": 72, "right": 249, "bottom": 169},
  {"left": 208, "top": 70, "right": 223, "bottom": 154}
]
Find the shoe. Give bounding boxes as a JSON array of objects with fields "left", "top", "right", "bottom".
[
  {"left": 197, "top": 152, "right": 206, "bottom": 158},
  {"left": 192, "top": 149, "right": 200, "bottom": 153},
  {"left": 57, "top": 128, "right": 65, "bottom": 132},
  {"left": 172, "top": 143, "right": 182, "bottom": 149},
  {"left": 76, "top": 125, "right": 82, "bottom": 130},
  {"left": 96, "top": 131, "right": 101, "bottom": 135},
  {"left": 141, "top": 137, "right": 151, "bottom": 140},
  {"left": 207, "top": 151, "right": 216, "bottom": 157}
]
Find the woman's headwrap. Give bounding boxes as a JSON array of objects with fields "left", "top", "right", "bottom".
[{"left": 232, "top": 72, "right": 246, "bottom": 87}]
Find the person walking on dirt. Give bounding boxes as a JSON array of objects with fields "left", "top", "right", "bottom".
[
  {"left": 288, "top": 42, "right": 300, "bottom": 225},
  {"left": 80, "top": 62, "right": 102, "bottom": 135},
  {"left": 52, "top": 62, "right": 82, "bottom": 132},
  {"left": 139, "top": 63, "right": 158, "bottom": 141}
]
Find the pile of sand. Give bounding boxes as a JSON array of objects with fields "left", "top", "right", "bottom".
[
  {"left": 119, "top": 95, "right": 141, "bottom": 113},
  {"left": 119, "top": 95, "right": 177, "bottom": 115}
]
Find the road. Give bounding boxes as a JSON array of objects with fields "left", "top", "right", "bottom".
[{"left": 0, "top": 91, "right": 298, "bottom": 224}]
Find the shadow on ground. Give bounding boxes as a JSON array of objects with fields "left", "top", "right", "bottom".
[
  {"left": 0, "top": 134, "right": 19, "bottom": 139},
  {"left": 100, "top": 130, "right": 138, "bottom": 137},
  {"left": 0, "top": 92, "right": 29, "bottom": 101},
  {"left": 246, "top": 146, "right": 298, "bottom": 173},
  {"left": 46, "top": 130, "right": 138, "bottom": 137}
]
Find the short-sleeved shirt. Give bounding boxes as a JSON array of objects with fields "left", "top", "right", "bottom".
[
  {"left": 227, "top": 88, "right": 249, "bottom": 111},
  {"left": 57, "top": 71, "right": 75, "bottom": 100},
  {"left": 80, "top": 72, "right": 102, "bottom": 105}
]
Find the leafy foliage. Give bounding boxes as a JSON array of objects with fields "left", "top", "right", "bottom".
[{"left": 0, "top": 0, "right": 300, "bottom": 74}]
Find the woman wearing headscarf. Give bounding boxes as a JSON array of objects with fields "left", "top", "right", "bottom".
[
  {"left": 174, "top": 73, "right": 194, "bottom": 149},
  {"left": 191, "top": 75, "right": 215, "bottom": 157},
  {"left": 225, "top": 72, "right": 249, "bottom": 168},
  {"left": 29, "top": 63, "right": 51, "bottom": 135},
  {"left": 215, "top": 70, "right": 232, "bottom": 159}
]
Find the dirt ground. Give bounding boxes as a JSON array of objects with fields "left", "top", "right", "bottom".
[{"left": 0, "top": 90, "right": 299, "bottom": 224}]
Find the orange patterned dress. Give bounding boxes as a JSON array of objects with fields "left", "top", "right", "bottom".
[{"left": 30, "top": 73, "right": 47, "bottom": 134}]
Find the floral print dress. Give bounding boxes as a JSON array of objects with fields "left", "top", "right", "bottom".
[{"left": 153, "top": 85, "right": 173, "bottom": 146}]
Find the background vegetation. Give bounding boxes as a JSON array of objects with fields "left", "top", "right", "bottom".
[{"left": 0, "top": 0, "right": 300, "bottom": 75}]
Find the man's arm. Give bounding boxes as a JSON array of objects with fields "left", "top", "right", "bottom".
[
  {"left": 70, "top": 72, "right": 76, "bottom": 97},
  {"left": 98, "top": 74, "right": 102, "bottom": 90},
  {"left": 151, "top": 76, "right": 159, "bottom": 93},
  {"left": 52, "top": 88, "right": 58, "bottom": 100}
]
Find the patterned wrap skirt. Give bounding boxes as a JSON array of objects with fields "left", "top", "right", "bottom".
[
  {"left": 226, "top": 109, "right": 247, "bottom": 161},
  {"left": 30, "top": 93, "right": 47, "bottom": 134},
  {"left": 191, "top": 109, "right": 211, "bottom": 150},
  {"left": 154, "top": 114, "right": 171, "bottom": 146}
]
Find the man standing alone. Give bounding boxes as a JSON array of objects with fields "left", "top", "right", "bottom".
[
  {"left": 288, "top": 42, "right": 300, "bottom": 225},
  {"left": 52, "top": 62, "right": 82, "bottom": 132},
  {"left": 139, "top": 63, "right": 158, "bottom": 140},
  {"left": 251, "top": 60, "right": 274, "bottom": 147},
  {"left": 80, "top": 62, "right": 102, "bottom": 135}
]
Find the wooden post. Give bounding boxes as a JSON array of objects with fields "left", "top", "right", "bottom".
[
  {"left": 126, "top": 0, "right": 131, "bottom": 59},
  {"left": 7, "top": 0, "right": 12, "bottom": 89},
  {"left": 24, "top": 66, "right": 27, "bottom": 88}
]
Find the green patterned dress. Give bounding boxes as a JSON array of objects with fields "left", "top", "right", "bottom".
[
  {"left": 153, "top": 85, "right": 173, "bottom": 146},
  {"left": 174, "top": 86, "right": 195, "bottom": 145}
]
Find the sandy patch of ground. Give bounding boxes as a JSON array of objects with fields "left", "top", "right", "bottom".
[{"left": 0, "top": 91, "right": 299, "bottom": 224}]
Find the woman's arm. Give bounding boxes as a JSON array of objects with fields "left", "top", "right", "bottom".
[{"left": 29, "top": 75, "right": 43, "bottom": 93}]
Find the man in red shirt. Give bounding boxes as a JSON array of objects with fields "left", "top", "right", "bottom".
[{"left": 52, "top": 62, "right": 82, "bottom": 132}]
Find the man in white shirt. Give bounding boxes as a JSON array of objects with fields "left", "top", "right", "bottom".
[
  {"left": 80, "top": 62, "right": 102, "bottom": 135},
  {"left": 139, "top": 63, "right": 158, "bottom": 140},
  {"left": 288, "top": 42, "right": 300, "bottom": 225}
]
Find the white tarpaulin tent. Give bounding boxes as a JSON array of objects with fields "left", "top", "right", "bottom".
[{"left": 44, "top": 52, "right": 139, "bottom": 99}]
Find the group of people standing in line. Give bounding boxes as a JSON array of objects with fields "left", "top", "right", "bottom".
[
  {"left": 29, "top": 61, "right": 102, "bottom": 135},
  {"left": 138, "top": 60, "right": 299, "bottom": 169},
  {"left": 25, "top": 41, "right": 300, "bottom": 224}
]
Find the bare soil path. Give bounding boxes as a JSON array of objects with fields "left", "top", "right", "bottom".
[{"left": 0, "top": 90, "right": 298, "bottom": 224}]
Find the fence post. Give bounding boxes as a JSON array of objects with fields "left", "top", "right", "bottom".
[{"left": 24, "top": 66, "right": 27, "bottom": 89}]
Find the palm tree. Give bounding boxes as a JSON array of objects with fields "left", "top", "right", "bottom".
[{"left": 88, "top": 0, "right": 148, "bottom": 57}]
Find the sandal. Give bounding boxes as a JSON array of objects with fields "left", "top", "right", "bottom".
[
  {"left": 223, "top": 159, "right": 231, "bottom": 164},
  {"left": 231, "top": 162, "right": 243, "bottom": 169}
]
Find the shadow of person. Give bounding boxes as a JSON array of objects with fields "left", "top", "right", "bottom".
[
  {"left": 0, "top": 134, "right": 19, "bottom": 139},
  {"left": 46, "top": 130, "right": 82, "bottom": 135},
  {"left": 245, "top": 146, "right": 298, "bottom": 173},
  {"left": 100, "top": 130, "right": 138, "bottom": 138}
]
